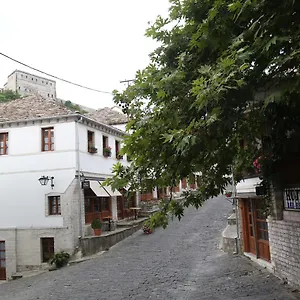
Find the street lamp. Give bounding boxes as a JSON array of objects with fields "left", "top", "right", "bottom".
[{"left": 38, "top": 176, "right": 54, "bottom": 189}]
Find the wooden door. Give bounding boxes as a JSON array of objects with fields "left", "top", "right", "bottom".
[
  {"left": 255, "top": 203, "right": 271, "bottom": 261},
  {"left": 0, "top": 241, "right": 6, "bottom": 280},
  {"left": 242, "top": 199, "right": 256, "bottom": 255},
  {"left": 41, "top": 238, "right": 54, "bottom": 263},
  {"left": 241, "top": 199, "right": 270, "bottom": 262}
]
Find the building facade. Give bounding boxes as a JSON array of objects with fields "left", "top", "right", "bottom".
[
  {"left": 3, "top": 70, "right": 56, "bottom": 99},
  {"left": 0, "top": 95, "right": 130, "bottom": 280},
  {"left": 237, "top": 167, "right": 300, "bottom": 288}
]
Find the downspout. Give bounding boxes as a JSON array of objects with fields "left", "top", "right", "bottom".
[
  {"left": 75, "top": 117, "right": 83, "bottom": 240},
  {"left": 232, "top": 172, "right": 240, "bottom": 254}
]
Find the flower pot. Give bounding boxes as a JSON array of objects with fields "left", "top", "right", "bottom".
[
  {"left": 93, "top": 229, "right": 102, "bottom": 236},
  {"left": 103, "top": 152, "right": 111, "bottom": 158}
]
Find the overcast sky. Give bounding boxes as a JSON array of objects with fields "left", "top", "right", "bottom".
[{"left": 0, "top": 0, "right": 170, "bottom": 109}]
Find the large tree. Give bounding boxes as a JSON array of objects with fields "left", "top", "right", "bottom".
[{"left": 109, "top": 0, "right": 300, "bottom": 228}]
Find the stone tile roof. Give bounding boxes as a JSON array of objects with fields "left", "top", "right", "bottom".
[
  {"left": 88, "top": 107, "right": 128, "bottom": 125},
  {"left": 0, "top": 95, "right": 75, "bottom": 122}
]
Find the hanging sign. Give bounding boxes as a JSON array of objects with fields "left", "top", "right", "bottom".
[{"left": 284, "top": 187, "right": 300, "bottom": 210}]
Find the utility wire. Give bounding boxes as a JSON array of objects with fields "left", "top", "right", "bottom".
[{"left": 0, "top": 52, "right": 112, "bottom": 95}]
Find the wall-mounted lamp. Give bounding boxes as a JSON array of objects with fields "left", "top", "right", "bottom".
[{"left": 38, "top": 176, "right": 54, "bottom": 189}]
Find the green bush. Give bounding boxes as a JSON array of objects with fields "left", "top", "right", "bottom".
[
  {"left": 91, "top": 218, "right": 102, "bottom": 229},
  {"left": 50, "top": 251, "right": 70, "bottom": 268}
]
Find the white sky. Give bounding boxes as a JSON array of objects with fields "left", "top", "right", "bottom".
[{"left": 0, "top": 0, "right": 170, "bottom": 109}]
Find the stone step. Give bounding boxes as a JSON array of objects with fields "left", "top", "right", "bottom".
[{"left": 220, "top": 223, "right": 238, "bottom": 254}]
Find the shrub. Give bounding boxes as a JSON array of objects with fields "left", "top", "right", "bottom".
[
  {"left": 50, "top": 251, "right": 70, "bottom": 268},
  {"left": 91, "top": 218, "right": 102, "bottom": 229}
]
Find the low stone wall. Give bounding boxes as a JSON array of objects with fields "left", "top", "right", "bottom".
[{"left": 80, "top": 223, "right": 144, "bottom": 256}]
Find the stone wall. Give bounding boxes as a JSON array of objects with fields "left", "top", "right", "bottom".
[
  {"left": 268, "top": 216, "right": 300, "bottom": 287},
  {"left": 81, "top": 224, "right": 143, "bottom": 256},
  {"left": 0, "top": 229, "right": 17, "bottom": 279},
  {"left": 0, "top": 178, "right": 83, "bottom": 279}
]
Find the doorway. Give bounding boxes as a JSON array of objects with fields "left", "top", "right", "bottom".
[
  {"left": 0, "top": 241, "right": 6, "bottom": 280},
  {"left": 41, "top": 238, "right": 54, "bottom": 263},
  {"left": 242, "top": 199, "right": 270, "bottom": 262}
]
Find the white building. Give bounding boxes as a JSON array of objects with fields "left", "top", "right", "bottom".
[
  {"left": 3, "top": 70, "right": 56, "bottom": 99},
  {"left": 0, "top": 95, "right": 130, "bottom": 280}
]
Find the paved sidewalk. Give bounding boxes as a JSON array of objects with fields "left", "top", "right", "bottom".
[{"left": 1, "top": 196, "right": 299, "bottom": 300}]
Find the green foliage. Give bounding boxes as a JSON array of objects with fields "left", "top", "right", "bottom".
[
  {"left": 111, "top": 0, "right": 300, "bottom": 227},
  {"left": 50, "top": 251, "right": 70, "bottom": 268},
  {"left": 64, "top": 100, "right": 87, "bottom": 114},
  {"left": 0, "top": 90, "right": 20, "bottom": 102},
  {"left": 91, "top": 218, "right": 102, "bottom": 229}
]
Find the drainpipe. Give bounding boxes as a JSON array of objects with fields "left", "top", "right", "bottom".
[
  {"left": 232, "top": 172, "right": 240, "bottom": 254},
  {"left": 75, "top": 118, "right": 83, "bottom": 240}
]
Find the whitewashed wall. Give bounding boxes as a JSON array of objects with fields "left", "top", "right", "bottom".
[
  {"left": 0, "top": 121, "right": 77, "bottom": 228},
  {"left": 77, "top": 122, "right": 129, "bottom": 176}
]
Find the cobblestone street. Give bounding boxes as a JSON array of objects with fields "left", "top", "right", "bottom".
[{"left": 1, "top": 196, "right": 299, "bottom": 300}]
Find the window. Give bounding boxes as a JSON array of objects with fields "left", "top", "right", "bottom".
[
  {"left": 42, "top": 81, "right": 44, "bottom": 83},
  {"left": 48, "top": 196, "right": 61, "bottom": 215},
  {"left": 103, "top": 135, "right": 108, "bottom": 148},
  {"left": 42, "top": 127, "right": 54, "bottom": 151},
  {"left": 0, "top": 133, "right": 8, "bottom": 155},
  {"left": 88, "top": 131, "right": 95, "bottom": 152},
  {"left": 32, "top": 77, "right": 33, "bottom": 80},
  {"left": 115, "top": 140, "right": 122, "bottom": 159},
  {"left": 36, "top": 79, "right": 37, "bottom": 82},
  {"left": 41, "top": 238, "right": 54, "bottom": 262},
  {"left": 84, "top": 197, "right": 110, "bottom": 223},
  {"left": 48, "top": 93, "right": 50, "bottom": 97},
  {"left": 102, "top": 198, "right": 109, "bottom": 211}
]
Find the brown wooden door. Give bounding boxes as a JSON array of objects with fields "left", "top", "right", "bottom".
[
  {"left": 241, "top": 199, "right": 270, "bottom": 262},
  {"left": 242, "top": 199, "right": 256, "bottom": 255},
  {"left": 255, "top": 203, "right": 271, "bottom": 262},
  {"left": 0, "top": 241, "right": 6, "bottom": 280},
  {"left": 41, "top": 238, "right": 54, "bottom": 263}
]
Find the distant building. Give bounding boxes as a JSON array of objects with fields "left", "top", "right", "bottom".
[{"left": 3, "top": 70, "right": 56, "bottom": 99}]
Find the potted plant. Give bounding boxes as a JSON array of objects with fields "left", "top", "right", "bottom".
[
  {"left": 116, "top": 152, "right": 123, "bottom": 160},
  {"left": 103, "top": 146, "right": 112, "bottom": 157},
  {"left": 89, "top": 146, "right": 98, "bottom": 154},
  {"left": 225, "top": 191, "right": 232, "bottom": 198},
  {"left": 50, "top": 251, "right": 70, "bottom": 269},
  {"left": 91, "top": 218, "right": 102, "bottom": 236},
  {"left": 142, "top": 223, "right": 153, "bottom": 234}
]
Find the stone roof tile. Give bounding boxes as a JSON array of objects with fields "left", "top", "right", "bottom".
[
  {"left": 88, "top": 107, "right": 128, "bottom": 125},
  {"left": 0, "top": 95, "right": 75, "bottom": 122}
]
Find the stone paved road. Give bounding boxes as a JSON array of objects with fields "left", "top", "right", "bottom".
[{"left": 1, "top": 196, "right": 300, "bottom": 300}]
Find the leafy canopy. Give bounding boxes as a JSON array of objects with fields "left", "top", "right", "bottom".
[{"left": 111, "top": 0, "right": 300, "bottom": 228}]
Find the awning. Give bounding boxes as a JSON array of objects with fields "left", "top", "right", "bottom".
[
  {"left": 236, "top": 177, "right": 262, "bottom": 198},
  {"left": 90, "top": 181, "right": 110, "bottom": 197},
  {"left": 100, "top": 183, "right": 123, "bottom": 197}
]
